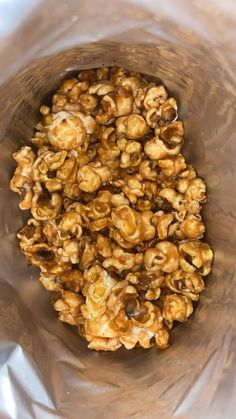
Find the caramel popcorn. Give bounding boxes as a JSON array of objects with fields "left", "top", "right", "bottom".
[
  {"left": 121, "top": 173, "right": 145, "bottom": 203},
  {"left": 80, "top": 242, "right": 97, "bottom": 269},
  {"left": 144, "top": 137, "right": 181, "bottom": 160},
  {"left": 158, "top": 188, "right": 184, "bottom": 212},
  {"left": 176, "top": 214, "right": 205, "bottom": 239},
  {"left": 10, "top": 66, "right": 213, "bottom": 352},
  {"left": 96, "top": 234, "right": 113, "bottom": 258},
  {"left": 98, "top": 127, "right": 120, "bottom": 168},
  {"left": 54, "top": 290, "right": 84, "bottom": 326},
  {"left": 157, "top": 154, "right": 186, "bottom": 177},
  {"left": 103, "top": 247, "right": 143, "bottom": 272},
  {"left": 81, "top": 268, "right": 116, "bottom": 319},
  {"left": 144, "top": 241, "right": 179, "bottom": 273},
  {"left": 87, "top": 199, "right": 111, "bottom": 220},
  {"left": 162, "top": 294, "right": 193, "bottom": 323},
  {"left": 118, "top": 76, "right": 142, "bottom": 96},
  {"left": 143, "top": 85, "right": 168, "bottom": 110},
  {"left": 58, "top": 269, "right": 84, "bottom": 293},
  {"left": 139, "top": 160, "right": 158, "bottom": 180},
  {"left": 23, "top": 242, "right": 70, "bottom": 274},
  {"left": 45, "top": 111, "right": 94, "bottom": 150},
  {"left": 17, "top": 218, "right": 43, "bottom": 250},
  {"left": 178, "top": 177, "right": 206, "bottom": 203},
  {"left": 58, "top": 210, "right": 83, "bottom": 239},
  {"left": 10, "top": 146, "right": 36, "bottom": 209},
  {"left": 155, "top": 121, "right": 184, "bottom": 144},
  {"left": 165, "top": 269, "right": 204, "bottom": 301},
  {"left": 32, "top": 150, "right": 67, "bottom": 183},
  {"left": 152, "top": 211, "right": 178, "bottom": 240},
  {"left": 111, "top": 205, "right": 145, "bottom": 245},
  {"left": 179, "top": 241, "right": 213, "bottom": 276},
  {"left": 39, "top": 271, "right": 62, "bottom": 292},
  {"left": 31, "top": 183, "right": 62, "bottom": 220},
  {"left": 77, "top": 162, "right": 111, "bottom": 193},
  {"left": 119, "top": 140, "right": 142, "bottom": 168},
  {"left": 116, "top": 114, "right": 147, "bottom": 139}
]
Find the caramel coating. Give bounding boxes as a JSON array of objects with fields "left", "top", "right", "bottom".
[
  {"left": 17, "top": 218, "right": 43, "bottom": 251},
  {"left": 77, "top": 162, "right": 111, "bottom": 193},
  {"left": 46, "top": 111, "right": 95, "bottom": 150},
  {"left": 10, "top": 66, "right": 213, "bottom": 352},
  {"left": 54, "top": 291, "right": 84, "bottom": 326},
  {"left": 116, "top": 114, "right": 147, "bottom": 139},
  {"left": 179, "top": 241, "right": 213, "bottom": 276},
  {"left": 163, "top": 294, "right": 193, "bottom": 323},
  {"left": 165, "top": 269, "right": 204, "bottom": 301},
  {"left": 144, "top": 137, "right": 181, "bottom": 160},
  {"left": 10, "top": 146, "right": 36, "bottom": 210},
  {"left": 103, "top": 247, "right": 143, "bottom": 272},
  {"left": 111, "top": 206, "right": 145, "bottom": 245},
  {"left": 144, "top": 241, "right": 179, "bottom": 273},
  {"left": 144, "top": 85, "right": 168, "bottom": 110}
]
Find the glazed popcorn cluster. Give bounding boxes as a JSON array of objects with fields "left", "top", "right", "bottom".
[{"left": 10, "top": 67, "right": 213, "bottom": 351}]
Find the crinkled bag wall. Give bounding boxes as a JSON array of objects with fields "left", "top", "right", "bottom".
[{"left": 0, "top": 1, "right": 236, "bottom": 418}]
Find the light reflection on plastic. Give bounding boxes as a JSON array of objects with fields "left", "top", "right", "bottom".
[
  {"left": 0, "top": 372, "right": 16, "bottom": 419},
  {"left": 0, "top": 0, "right": 39, "bottom": 37}
]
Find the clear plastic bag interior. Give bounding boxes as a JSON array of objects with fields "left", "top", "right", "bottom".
[{"left": 0, "top": 1, "right": 236, "bottom": 418}]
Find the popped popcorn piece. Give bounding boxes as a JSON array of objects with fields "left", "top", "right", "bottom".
[
  {"left": 121, "top": 173, "right": 145, "bottom": 203},
  {"left": 175, "top": 214, "right": 205, "bottom": 239},
  {"left": 23, "top": 242, "right": 70, "bottom": 274},
  {"left": 58, "top": 210, "right": 83, "bottom": 239},
  {"left": 45, "top": 111, "right": 87, "bottom": 150},
  {"left": 103, "top": 247, "right": 143, "bottom": 272},
  {"left": 54, "top": 290, "right": 84, "bottom": 326},
  {"left": 158, "top": 154, "right": 186, "bottom": 177},
  {"left": 179, "top": 241, "right": 213, "bottom": 276},
  {"left": 98, "top": 127, "right": 120, "bottom": 168},
  {"left": 152, "top": 211, "right": 178, "bottom": 240},
  {"left": 144, "top": 137, "right": 181, "bottom": 160},
  {"left": 119, "top": 139, "right": 142, "bottom": 168},
  {"left": 163, "top": 294, "right": 193, "bottom": 323},
  {"left": 116, "top": 114, "right": 148, "bottom": 139},
  {"left": 10, "top": 146, "right": 36, "bottom": 210},
  {"left": 77, "top": 162, "right": 111, "bottom": 193},
  {"left": 139, "top": 160, "right": 158, "bottom": 181},
  {"left": 17, "top": 218, "right": 43, "bottom": 250},
  {"left": 31, "top": 184, "right": 62, "bottom": 220},
  {"left": 155, "top": 121, "right": 184, "bottom": 145},
  {"left": 143, "top": 85, "right": 168, "bottom": 110},
  {"left": 111, "top": 205, "right": 145, "bottom": 245},
  {"left": 144, "top": 241, "right": 179, "bottom": 273},
  {"left": 165, "top": 269, "right": 204, "bottom": 301},
  {"left": 32, "top": 150, "right": 67, "bottom": 183}
]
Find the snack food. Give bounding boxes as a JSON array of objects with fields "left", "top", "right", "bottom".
[{"left": 10, "top": 67, "right": 213, "bottom": 351}]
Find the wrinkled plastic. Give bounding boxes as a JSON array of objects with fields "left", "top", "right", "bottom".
[{"left": 0, "top": 1, "right": 236, "bottom": 418}]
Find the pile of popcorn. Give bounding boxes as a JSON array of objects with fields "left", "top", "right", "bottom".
[{"left": 10, "top": 67, "right": 213, "bottom": 351}]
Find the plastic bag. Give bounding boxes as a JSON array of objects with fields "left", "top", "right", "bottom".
[{"left": 0, "top": 1, "right": 236, "bottom": 418}]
